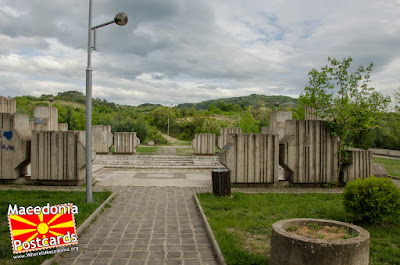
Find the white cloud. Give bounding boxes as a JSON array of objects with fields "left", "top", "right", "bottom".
[{"left": 0, "top": 0, "right": 398, "bottom": 104}]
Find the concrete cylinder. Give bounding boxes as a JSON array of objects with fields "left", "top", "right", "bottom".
[{"left": 270, "top": 218, "right": 370, "bottom": 265}]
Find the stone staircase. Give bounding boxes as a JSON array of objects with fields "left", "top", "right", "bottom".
[{"left": 93, "top": 154, "right": 226, "bottom": 169}]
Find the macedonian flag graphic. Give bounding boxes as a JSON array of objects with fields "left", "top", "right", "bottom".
[{"left": 8, "top": 204, "right": 78, "bottom": 254}]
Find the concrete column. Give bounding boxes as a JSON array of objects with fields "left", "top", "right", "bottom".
[
  {"left": 92, "top": 125, "right": 113, "bottom": 153},
  {"left": 114, "top": 132, "right": 140, "bottom": 154},
  {"left": 219, "top": 133, "right": 279, "bottom": 184},
  {"left": 0, "top": 96, "right": 16, "bottom": 114},
  {"left": 0, "top": 113, "right": 31, "bottom": 179},
  {"left": 192, "top": 133, "right": 215, "bottom": 155},
  {"left": 341, "top": 148, "right": 372, "bottom": 182},
  {"left": 34, "top": 106, "right": 59, "bottom": 131},
  {"left": 31, "top": 131, "right": 86, "bottom": 183},
  {"left": 279, "top": 120, "right": 341, "bottom": 184},
  {"left": 217, "top": 128, "right": 242, "bottom": 149}
]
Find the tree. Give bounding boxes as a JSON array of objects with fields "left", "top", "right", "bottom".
[
  {"left": 239, "top": 108, "right": 259, "bottom": 133},
  {"left": 300, "top": 56, "right": 390, "bottom": 181}
]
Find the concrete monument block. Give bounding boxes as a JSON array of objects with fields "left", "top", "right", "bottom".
[
  {"left": 34, "top": 106, "right": 59, "bottom": 131},
  {"left": 341, "top": 148, "right": 372, "bottom": 182},
  {"left": 219, "top": 133, "right": 279, "bottom": 183},
  {"left": 31, "top": 131, "right": 86, "bottom": 182},
  {"left": 267, "top": 111, "right": 292, "bottom": 140},
  {"left": 217, "top": 128, "right": 242, "bottom": 149},
  {"left": 279, "top": 120, "right": 340, "bottom": 183},
  {"left": 58, "top": 123, "right": 68, "bottom": 131},
  {"left": 191, "top": 133, "right": 215, "bottom": 155},
  {"left": 92, "top": 125, "right": 113, "bottom": 153},
  {"left": 0, "top": 113, "right": 31, "bottom": 179},
  {"left": 304, "top": 106, "right": 322, "bottom": 120},
  {"left": 114, "top": 132, "right": 140, "bottom": 154},
  {"left": 0, "top": 96, "right": 16, "bottom": 114}
]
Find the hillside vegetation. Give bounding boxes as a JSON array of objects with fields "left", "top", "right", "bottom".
[{"left": 13, "top": 90, "right": 399, "bottom": 150}]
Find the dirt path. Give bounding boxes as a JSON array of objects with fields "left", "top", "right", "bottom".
[{"left": 158, "top": 131, "right": 190, "bottom": 146}]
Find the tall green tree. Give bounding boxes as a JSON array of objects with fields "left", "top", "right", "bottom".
[
  {"left": 300, "top": 56, "right": 390, "bottom": 180},
  {"left": 239, "top": 108, "right": 259, "bottom": 133}
]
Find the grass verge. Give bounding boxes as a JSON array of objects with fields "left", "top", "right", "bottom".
[
  {"left": 136, "top": 146, "right": 158, "bottom": 153},
  {"left": 198, "top": 192, "right": 400, "bottom": 265},
  {"left": 0, "top": 190, "right": 112, "bottom": 265},
  {"left": 373, "top": 156, "right": 400, "bottom": 178},
  {"left": 176, "top": 148, "right": 194, "bottom": 156}
]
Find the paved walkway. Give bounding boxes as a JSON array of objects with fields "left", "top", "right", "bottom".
[{"left": 55, "top": 187, "right": 217, "bottom": 265}]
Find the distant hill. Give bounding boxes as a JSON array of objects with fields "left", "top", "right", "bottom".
[{"left": 177, "top": 94, "right": 298, "bottom": 110}]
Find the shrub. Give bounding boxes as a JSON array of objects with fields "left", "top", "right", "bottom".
[{"left": 343, "top": 176, "right": 400, "bottom": 224}]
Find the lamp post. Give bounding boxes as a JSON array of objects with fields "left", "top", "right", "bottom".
[
  {"left": 85, "top": 0, "right": 128, "bottom": 203},
  {"left": 167, "top": 114, "right": 170, "bottom": 145}
]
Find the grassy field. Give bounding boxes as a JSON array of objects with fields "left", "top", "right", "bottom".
[
  {"left": 373, "top": 156, "right": 400, "bottom": 178},
  {"left": 136, "top": 146, "right": 159, "bottom": 153},
  {"left": 198, "top": 192, "right": 400, "bottom": 265},
  {"left": 0, "top": 190, "right": 112, "bottom": 265}
]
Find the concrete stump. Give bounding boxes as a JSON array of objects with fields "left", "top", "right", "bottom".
[
  {"left": 270, "top": 218, "right": 370, "bottom": 265},
  {"left": 212, "top": 169, "right": 231, "bottom": 197}
]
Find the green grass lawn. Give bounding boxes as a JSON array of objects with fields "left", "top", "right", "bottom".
[
  {"left": 373, "top": 156, "right": 400, "bottom": 178},
  {"left": 198, "top": 192, "right": 400, "bottom": 265},
  {"left": 136, "top": 146, "right": 158, "bottom": 153},
  {"left": 0, "top": 190, "right": 112, "bottom": 265}
]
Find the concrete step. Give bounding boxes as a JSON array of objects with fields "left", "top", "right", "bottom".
[{"left": 93, "top": 154, "right": 225, "bottom": 169}]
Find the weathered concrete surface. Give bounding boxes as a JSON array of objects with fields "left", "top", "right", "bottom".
[
  {"left": 0, "top": 96, "right": 16, "bottom": 114},
  {"left": 219, "top": 133, "right": 279, "bottom": 184},
  {"left": 92, "top": 125, "right": 113, "bottom": 153},
  {"left": 371, "top": 163, "right": 388, "bottom": 178},
  {"left": 370, "top": 148, "right": 400, "bottom": 158},
  {"left": 31, "top": 131, "right": 86, "bottom": 183},
  {"left": 192, "top": 133, "right": 215, "bottom": 155},
  {"left": 341, "top": 148, "right": 372, "bottom": 182},
  {"left": 114, "top": 132, "right": 140, "bottom": 154},
  {"left": 280, "top": 120, "right": 340, "bottom": 183},
  {"left": 58, "top": 123, "right": 68, "bottom": 131},
  {"left": 0, "top": 114, "right": 31, "bottom": 179},
  {"left": 217, "top": 128, "right": 241, "bottom": 149},
  {"left": 34, "top": 106, "right": 58, "bottom": 131},
  {"left": 262, "top": 111, "right": 292, "bottom": 140},
  {"left": 270, "top": 218, "right": 370, "bottom": 265},
  {"left": 304, "top": 106, "right": 322, "bottom": 120}
]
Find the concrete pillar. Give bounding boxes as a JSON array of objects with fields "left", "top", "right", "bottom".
[
  {"left": 114, "top": 132, "right": 140, "bottom": 154},
  {"left": 219, "top": 133, "right": 279, "bottom": 184},
  {"left": 58, "top": 123, "right": 68, "bottom": 131},
  {"left": 31, "top": 131, "right": 86, "bottom": 183},
  {"left": 0, "top": 113, "right": 31, "bottom": 179},
  {"left": 279, "top": 120, "right": 340, "bottom": 183},
  {"left": 92, "top": 125, "right": 113, "bottom": 153},
  {"left": 34, "top": 106, "right": 59, "bottom": 131},
  {"left": 217, "top": 128, "right": 242, "bottom": 149},
  {"left": 341, "top": 148, "right": 372, "bottom": 182},
  {"left": 0, "top": 96, "right": 16, "bottom": 114},
  {"left": 267, "top": 111, "right": 292, "bottom": 140},
  {"left": 304, "top": 106, "right": 322, "bottom": 120},
  {"left": 191, "top": 133, "right": 215, "bottom": 155}
]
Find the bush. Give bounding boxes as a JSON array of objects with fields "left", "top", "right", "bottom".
[{"left": 343, "top": 176, "right": 400, "bottom": 224}]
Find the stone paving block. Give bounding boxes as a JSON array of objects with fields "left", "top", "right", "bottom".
[{"left": 54, "top": 187, "right": 218, "bottom": 265}]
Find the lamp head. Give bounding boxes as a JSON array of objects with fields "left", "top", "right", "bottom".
[{"left": 114, "top": 12, "right": 128, "bottom": 26}]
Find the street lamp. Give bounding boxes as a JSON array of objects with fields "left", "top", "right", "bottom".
[{"left": 85, "top": 0, "right": 128, "bottom": 203}]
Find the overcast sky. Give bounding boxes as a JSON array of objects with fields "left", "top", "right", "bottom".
[{"left": 0, "top": 0, "right": 398, "bottom": 106}]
